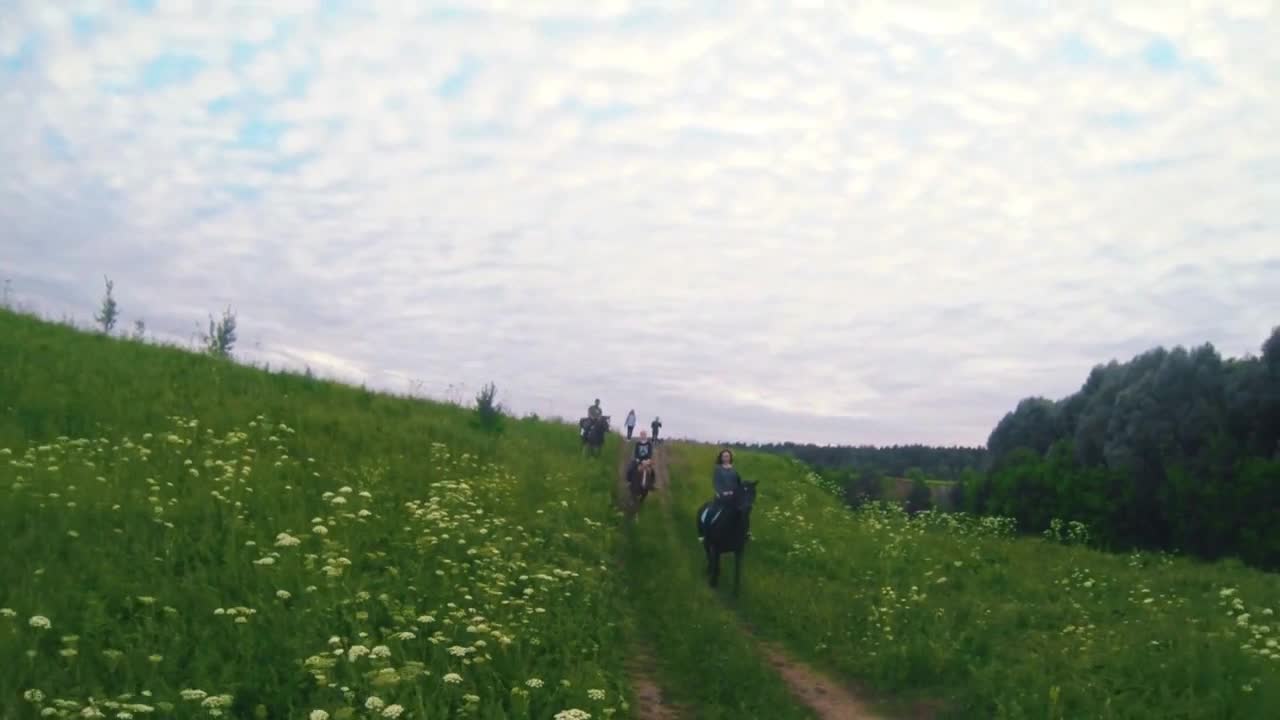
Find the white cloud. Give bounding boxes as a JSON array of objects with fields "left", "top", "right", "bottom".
[{"left": 1, "top": 1, "right": 1278, "bottom": 445}]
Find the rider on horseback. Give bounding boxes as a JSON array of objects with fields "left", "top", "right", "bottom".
[
  {"left": 633, "top": 430, "right": 654, "bottom": 463},
  {"left": 630, "top": 430, "right": 656, "bottom": 493},
  {"left": 588, "top": 399, "right": 603, "bottom": 421},
  {"left": 713, "top": 449, "right": 742, "bottom": 491},
  {"left": 710, "top": 448, "right": 745, "bottom": 514}
]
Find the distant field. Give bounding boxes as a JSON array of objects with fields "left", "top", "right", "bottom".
[{"left": 878, "top": 476, "right": 958, "bottom": 510}]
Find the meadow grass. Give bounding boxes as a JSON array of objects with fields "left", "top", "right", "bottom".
[
  {"left": 0, "top": 310, "right": 633, "bottom": 719},
  {"left": 7, "top": 306, "right": 1280, "bottom": 720},
  {"left": 615, "top": 465, "right": 815, "bottom": 720},
  {"left": 666, "top": 443, "right": 1280, "bottom": 719}
]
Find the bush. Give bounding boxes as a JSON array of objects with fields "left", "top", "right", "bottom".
[{"left": 474, "top": 381, "right": 504, "bottom": 433}]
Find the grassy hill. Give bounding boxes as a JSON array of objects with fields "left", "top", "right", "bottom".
[{"left": 3, "top": 308, "right": 1278, "bottom": 719}]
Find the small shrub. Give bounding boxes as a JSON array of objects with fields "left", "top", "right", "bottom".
[{"left": 474, "top": 381, "right": 504, "bottom": 433}]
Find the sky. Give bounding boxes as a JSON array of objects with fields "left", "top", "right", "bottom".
[{"left": 1, "top": 1, "right": 1278, "bottom": 447}]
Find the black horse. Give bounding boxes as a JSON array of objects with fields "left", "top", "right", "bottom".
[
  {"left": 580, "top": 415, "right": 609, "bottom": 456},
  {"left": 695, "top": 481, "right": 758, "bottom": 594}
]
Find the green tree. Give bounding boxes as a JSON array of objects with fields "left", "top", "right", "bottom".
[
  {"left": 93, "top": 276, "right": 119, "bottom": 334},
  {"left": 474, "top": 381, "right": 504, "bottom": 433},
  {"left": 906, "top": 475, "right": 932, "bottom": 515},
  {"left": 203, "top": 306, "right": 237, "bottom": 358}
]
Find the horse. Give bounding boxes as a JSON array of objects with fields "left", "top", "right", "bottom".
[
  {"left": 627, "top": 457, "right": 656, "bottom": 506},
  {"left": 695, "top": 481, "right": 758, "bottom": 594},
  {"left": 581, "top": 415, "right": 610, "bottom": 456}
]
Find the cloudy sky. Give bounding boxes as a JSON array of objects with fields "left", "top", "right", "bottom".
[{"left": 2, "top": 1, "right": 1278, "bottom": 446}]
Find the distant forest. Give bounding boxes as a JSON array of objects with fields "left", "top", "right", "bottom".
[
  {"left": 743, "top": 325, "right": 1280, "bottom": 570},
  {"left": 733, "top": 442, "right": 984, "bottom": 482}
]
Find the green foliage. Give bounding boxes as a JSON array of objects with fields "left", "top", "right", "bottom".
[
  {"left": 905, "top": 475, "right": 932, "bottom": 515},
  {"left": 667, "top": 443, "right": 1280, "bottom": 719},
  {"left": 473, "top": 381, "right": 504, "bottom": 433},
  {"left": 733, "top": 441, "right": 986, "bottom": 482},
  {"left": 979, "top": 327, "right": 1280, "bottom": 569},
  {"left": 93, "top": 276, "right": 119, "bottom": 334},
  {"left": 202, "top": 306, "right": 237, "bottom": 358},
  {"left": 1043, "top": 518, "right": 1091, "bottom": 546},
  {"left": 0, "top": 309, "right": 633, "bottom": 719}
]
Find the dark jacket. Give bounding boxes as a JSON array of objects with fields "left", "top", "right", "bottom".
[{"left": 634, "top": 440, "right": 653, "bottom": 462}]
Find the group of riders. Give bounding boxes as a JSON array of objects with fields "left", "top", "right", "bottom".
[{"left": 578, "top": 399, "right": 746, "bottom": 515}]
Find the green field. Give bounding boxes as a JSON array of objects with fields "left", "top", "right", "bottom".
[{"left": 3, "top": 308, "right": 1278, "bottom": 719}]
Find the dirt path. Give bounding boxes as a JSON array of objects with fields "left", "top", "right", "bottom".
[
  {"left": 615, "top": 441, "right": 686, "bottom": 720},
  {"left": 747, "top": 632, "right": 887, "bottom": 720},
  {"left": 616, "top": 441, "right": 903, "bottom": 720}
]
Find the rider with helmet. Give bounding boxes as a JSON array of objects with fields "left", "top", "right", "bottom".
[{"left": 631, "top": 430, "right": 655, "bottom": 487}]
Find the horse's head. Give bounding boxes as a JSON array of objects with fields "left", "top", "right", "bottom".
[{"left": 738, "top": 480, "right": 759, "bottom": 512}]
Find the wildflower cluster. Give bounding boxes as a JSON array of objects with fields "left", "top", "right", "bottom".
[
  {"left": 1043, "top": 518, "right": 1092, "bottom": 546},
  {"left": 1, "top": 416, "right": 628, "bottom": 719}
]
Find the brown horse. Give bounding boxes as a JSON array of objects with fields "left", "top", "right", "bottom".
[{"left": 628, "top": 457, "right": 655, "bottom": 504}]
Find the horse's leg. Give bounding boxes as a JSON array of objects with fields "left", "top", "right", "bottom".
[
  {"left": 704, "top": 542, "right": 717, "bottom": 587},
  {"left": 733, "top": 549, "right": 742, "bottom": 596}
]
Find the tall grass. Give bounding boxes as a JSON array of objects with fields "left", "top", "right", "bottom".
[
  {"left": 0, "top": 310, "right": 631, "bottom": 719},
  {"left": 615, "top": 466, "right": 815, "bottom": 720},
  {"left": 7, "top": 306, "right": 1279, "bottom": 719},
  {"left": 666, "top": 443, "right": 1280, "bottom": 719}
]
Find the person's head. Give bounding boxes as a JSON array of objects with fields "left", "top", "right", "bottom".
[
  {"left": 594, "top": 398, "right": 600, "bottom": 405},
  {"left": 639, "top": 430, "right": 649, "bottom": 440},
  {"left": 717, "top": 448, "right": 733, "bottom": 466}
]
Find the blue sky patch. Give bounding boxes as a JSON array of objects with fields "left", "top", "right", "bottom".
[
  {"left": 2, "top": 36, "right": 36, "bottom": 73},
  {"left": 42, "top": 128, "right": 72, "bottom": 161},
  {"left": 235, "top": 119, "right": 290, "bottom": 150},
  {"left": 438, "top": 57, "right": 480, "bottom": 99},
  {"left": 140, "top": 52, "right": 205, "bottom": 89},
  {"left": 71, "top": 15, "right": 101, "bottom": 41},
  {"left": 1058, "top": 33, "right": 1096, "bottom": 65},
  {"left": 1091, "top": 111, "right": 1142, "bottom": 130},
  {"left": 1143, "top": 37, "right": 1181, "bottom": 71}
]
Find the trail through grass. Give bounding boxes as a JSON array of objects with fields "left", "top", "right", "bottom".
[
  {"left": 666, "top": 443, "right": 1280, "bottom": 719},
  {"left": 6, "top": 308, "right": 1280, "bottom": 719},
  {"left": 608, "top": 444, "right": 814, "bottom": 719}
]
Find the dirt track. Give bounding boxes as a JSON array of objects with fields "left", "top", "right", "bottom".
[
  {"left": 614, "top": 440, "right": 895, "bottom": 720},
  {"left": 615, "top": 442, "right": 686, "bottom": 720}
]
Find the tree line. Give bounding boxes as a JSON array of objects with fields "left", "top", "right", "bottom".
[
  {"left": 968, "top": 326, "right": 1280, "bottom": 568},
  {"left": 740, "top": 326, "right": 1280, "bottom": 569},
  {"left": 732, "top": 442, "right": 985, "bottom": 481}
]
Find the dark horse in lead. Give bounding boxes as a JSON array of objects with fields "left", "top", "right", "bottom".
[
  {"left": 580, "top": 415, "right": 609, "bottom": 456},
  {"left": 696, "top": 479, "right": 758, "bottom": 595}
]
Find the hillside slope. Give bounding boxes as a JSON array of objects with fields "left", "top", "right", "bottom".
[{"left": 0, "top": 310, "right": 638, "bottom": 718}]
